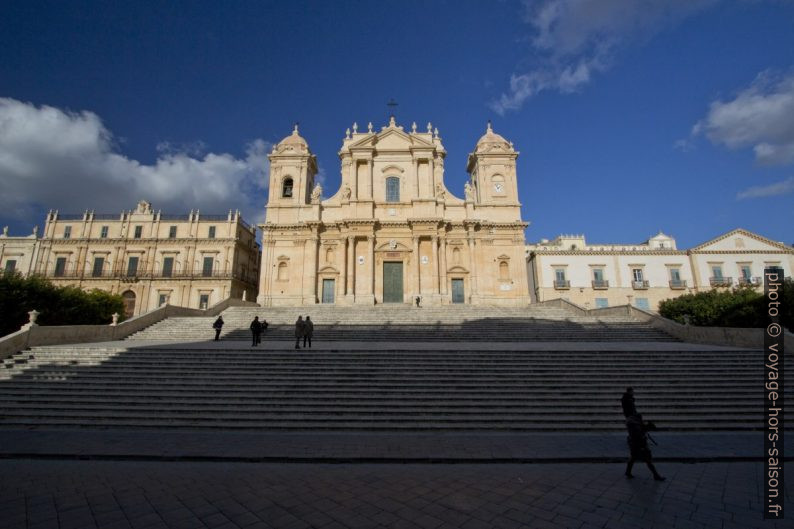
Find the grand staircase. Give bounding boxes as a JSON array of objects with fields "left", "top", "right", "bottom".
[
  {"left": 127, "top": 304, "right": 677, "bottom": 342},
  {"left": 0, "top": 305, "right": 782, "bottom": 432}
]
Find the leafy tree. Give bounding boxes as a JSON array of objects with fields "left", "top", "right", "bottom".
[{"left": 0, "top": 272, "right": 125, "bottom": 336}]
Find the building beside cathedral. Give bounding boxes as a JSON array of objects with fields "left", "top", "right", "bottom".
[
  {"left": 527, "top": 228, "right": 794, "bottom": 311},
  {"left": 257, "top": 119, "right": 531, "bottom": 306},
  {"left": 32, "top": 201, "right": 259, "bottom": 316}
]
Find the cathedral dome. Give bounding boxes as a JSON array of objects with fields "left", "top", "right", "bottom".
[
  {"left": 475, "top": 122, "right": 512, "bottom": 152},
  {"left": 278, "top": 124, "right": 308, "bottom": 147}
]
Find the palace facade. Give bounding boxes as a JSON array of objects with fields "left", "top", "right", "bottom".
[
  {"left": 527, "top": 229, "right": 794, "bottom": 311},
  {"left": 26, "top": 201, "right": 259, "bottom": 316},
  {"left": 257, "top": 119, "right": 531, "bottom": 306}
]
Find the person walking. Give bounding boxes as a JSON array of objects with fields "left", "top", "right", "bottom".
[
  {"left": 212, "top": 316, "right": 224, "bottom": 341},
  {"left": 303, "top": 316, "right": 313, "bottom": 348},
  {"left": 625, "top": 414, "right": 665, "bottom": 481},
  {"left": 250, "top": 316, "right": 262, "bottom": 347},
  {"left": 415, "top": 296, "right": 421, "bottom": 307},
  {"left": 621, "top": 387, "right": 637, "bottom": 418},
  {"left": 294, "top": 315, "right": 305, "bottom": 349}
]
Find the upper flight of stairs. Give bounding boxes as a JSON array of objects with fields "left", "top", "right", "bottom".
[{"left": 127, "top": 305, "right": 678, "bottom": 342}]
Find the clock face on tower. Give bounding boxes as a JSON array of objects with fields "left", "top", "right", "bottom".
[{"left": 494, "top": 182, "right": 504, "bottom": 193}]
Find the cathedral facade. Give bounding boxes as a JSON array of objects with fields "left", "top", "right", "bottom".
[{"left": 257, "top": 118, "right": 531, "bottom": 306}]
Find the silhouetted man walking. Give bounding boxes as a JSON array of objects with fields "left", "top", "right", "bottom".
[
  {"left": 213, "top": 316, "right": 224, "bottom": 341},
  {"left": 303, "top": 316, "right": 313, "bottom": 348},
  {"left": 294, "top": 315, "right": 305, "bottom": 349},
  {"left": 625, "top": 414, "right": 665, "bottom": 481},
  {"left": 250, "top": 316, "right": 262, "bottom": 347},
  {"left": 621, "top": 387, "right": 636, "bottom": 418}
]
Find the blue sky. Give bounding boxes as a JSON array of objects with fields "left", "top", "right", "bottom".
[{"left": 1, "top": 0, "right": 793, "bottom": 248}]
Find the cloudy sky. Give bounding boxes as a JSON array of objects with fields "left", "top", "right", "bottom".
[{"left": 1, "top": 0, "right": 792, "bottom": 247}]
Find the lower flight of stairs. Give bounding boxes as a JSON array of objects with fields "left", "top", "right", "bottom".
[
  {"left": 127, "top": 305, "right": 677, "bottom": 342},
  {"left": 0, "top": 343, "right": 780, "bottom": 431}
]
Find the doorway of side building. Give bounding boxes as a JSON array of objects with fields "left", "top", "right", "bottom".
[
  {"left": 322, "top": 279, "right": 335, "bottom": 303},
  {"left": 122, "top": 290, "right": 136, "bottom": 317},
  {"left": 383, "top": 261, "right": 404, "bottom": 303},
  {"left": 451, "top": 278, "right": 465, "bottom": 304}
]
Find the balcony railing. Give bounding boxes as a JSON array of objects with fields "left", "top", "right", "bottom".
[
  {"left": 669, "top": 279, "right": 687, "bottom": 289},
  {"left": 632, "top": 280, "right": 650, "bottom": 290},
  {"left": 553, "top": 280, "right": 570, "bottom": 289},
  {"left": 45, "top": 268, "right": 257, "bottom": 284},
  {"left": 710, "top": 277, "right": 733, "bottom": 287},
  {"left": 738, "top": 277, "right": 761, "bottom": 286},
  {"left": 591, "top": 280, "right": 609, "bottom": 289}
]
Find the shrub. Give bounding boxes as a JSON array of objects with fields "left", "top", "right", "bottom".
[
  {"left": 659, "top": 282, "right": 792, "bottom": 331},
  {"left": 0, "top": 272, "right": 125, "bottom": 336}
]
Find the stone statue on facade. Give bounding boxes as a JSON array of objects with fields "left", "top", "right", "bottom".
[
  {"left": 435, "top": 183, "right": 446, "bottom": 200},
  {"left": 311, "top": 184, "right": 322, "bottom": 203},
  {"left": 341, "top": 185, "right": 351, "bottom": 200},
  {"left": 464, "top": 181, "right": 474, "bottom": 201}
]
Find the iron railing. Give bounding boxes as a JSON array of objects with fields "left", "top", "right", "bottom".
[
  {"left": 553, "top": 280, "right": 570, "bottom": 289},
  {"left": 710, "top": 277, "right": 733, "bottom": 287},
  {"left": 669, "top": 279, "right": 687, "bottom": 289},
  {"left": 592, "top": 280, "right": 609, "bottom": 289},
  {"left": 632, "top": 280, "right": 650, "bottom": 290},
  {"left": 46, "top": 268, "right": 257, "bottom": 284}
]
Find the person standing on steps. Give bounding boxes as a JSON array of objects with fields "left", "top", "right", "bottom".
[
  {"left": 212, "top": 316, "right": 224, "bottom": 341},
  {"left": 621, "top": 387, "right": 636, "bottom": 418},
  {"left": 294, "top": 315, "right": 305, "bottom": 349},
  {"left": 303, "top": 316, "right": 313, "bottom": 348},
  {"left": 625, "top": 413, "right": 665, "bottom": 481},
  {"left": 260, "top": 318, "right": 268, "bottom": 343},
  {"left": 415, "top": 295, "right": 421, "bottom": 307},
  {"left": 250, "top": 316, "right": 262, "bottom": 347}
]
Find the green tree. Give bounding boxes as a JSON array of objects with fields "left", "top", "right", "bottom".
[{"left": 658, "top": 284, "right": 785, "bottom": 329}]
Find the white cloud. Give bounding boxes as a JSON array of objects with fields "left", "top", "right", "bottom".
[
  {"left": 692, "top": 71, "right": 794, "bottom": 165},
  {"left": 490, "top": 0, "right": 718, "bottom": 114},
  {"left": 736, "top": 176, "right": 794, "bottom": 200},
  {"left": 0, "top": 98, "right": 270, "bottom": 226}
]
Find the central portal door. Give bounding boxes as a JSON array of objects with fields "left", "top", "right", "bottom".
[
  {"left": 321, "top": 279, "right": 335, "bottom": 303},
  {"left": 382, "top": 261, "right": 404, "bottom": 303},
  {"left": 451, "top": 279, "right": 465, "bottom": 303}
]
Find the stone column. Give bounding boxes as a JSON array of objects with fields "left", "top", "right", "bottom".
[
  {"left": 468, "top": 237, "right": 478, "bottom": 297},
  {"left": 412, "top": 236, "right": 420, "bottom": 296},
  {"left": 351, "top": 159, "right": 358, "bottom": 199},
  {"left": 368, "top": 159, "right": 374, "bottom": 200},
  {"left": 439, "top": 238, "right": 448, "bottom": 295},
  {"left": 431, "top": 235, "right": 439, "bottom": 294},
  {"left": 367, "top": 236, "right": 375, "bottom": 295},
  {"left": 346, "top": 236, "right": 354, "bottom": 297},
  {"left": 304, "top": 237, "right": 319, "bottom": 304}
]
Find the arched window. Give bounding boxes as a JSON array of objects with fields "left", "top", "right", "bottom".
[
  {"left": 277, "top": 261, "right": 288, "bottom": 280},
  {"left": 385, "top": 177, "right": 400, "bottom": 202},
  {"left": 282, "top": 178, "right": 293, "bottom": 198},
  {"left": 499, "top": 261, "right": 509, "bottom": 280}
]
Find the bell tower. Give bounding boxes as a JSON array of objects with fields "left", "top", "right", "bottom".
[
  {"left": 267, "top": 124, "right": 318, "bottom": 208},
  {"left": 466, "top": 122, "right": 521, "bottom": 218}
]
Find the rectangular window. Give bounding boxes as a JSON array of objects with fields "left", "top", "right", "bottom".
[
  {"left": 127, "top": 256, "right": 139, "bottom": 277},
  {"left": 4, "top": 260, "right": 17, "bottom": 273},
  {"left": 595, "top": 298, "right": 609, "bottom": 308},
  {"left": 63, "top": 226, "right": 71, "bottom": 239},
  {"left": 54, "top": 257, "right": 67, "bottom": 277},
  {"left": 632, "top": 268, "right": 644, "bottom": 282},
  {"left": 92, "top": 257, "right": 104, "bottom": 277},
  {"left": 134, "top": 225, "right": 143, "bottom": 239},
  {"left": 158, "top": 294, "right": 169, "bottom": 307},
  {"left": 593, "top": 269, "right": 604, "bottom": 282},
  {"left": 202, "top": 257, "right": 213, "bottom": 277},
  {"left": 169, "top": 226, "right": 177, "bottom": 238},
  {"left": 670, "top": 268, "right": 681, "bottom": 281},
  {"left": 199, "top": 294, "right": 209, "bottom": 310},
  {"left": 635, "top": 298, "right": 650, "bottom": 310},
  {"left": 555, "top": 269, "right": 566, "bottom": 282},
  {"left": 162, "top": 257, "right": 174, "bottom": 277},
  {"left": 100, "top": 226, "right": 109, "bottom": 238},
  {"left": 208, "top": 226, "right": 216, "bottom": 239},
  {"left": 741, "top": 265, "right": 751, "bottom": 279},
  {"left": 711, "top": 265, "right": 723, "bottom": 279}
]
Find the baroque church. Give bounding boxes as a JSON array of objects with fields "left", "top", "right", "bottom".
[{"left": 257, "top": 118, "right": 531, "bottom": 306}]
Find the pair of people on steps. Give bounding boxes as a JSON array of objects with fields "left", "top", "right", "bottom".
[
  {"left": 295, "top": 315, "right": 313, "bottom": 349},
  {"left": 621, "top": 387, "right": 665, "bottom": 481},
  {"left": 249, "top": 316, "right": 268, "bottom": 346}
]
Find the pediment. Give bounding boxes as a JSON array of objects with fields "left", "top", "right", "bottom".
[
  {"left": 691, "top": 229, "right": 792, "bottom": 252},
  {"left": 376, "top": 240, "right": 411, "bottom": 252},
  {"left": 348, "top": 128, "right": 434, "bottom": 151},
  {"left": 318, "top": 265, "right": 340, "bottom": 275},
  {"left": 447, "top": 265, "right": 470, "bottom": 274}
]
